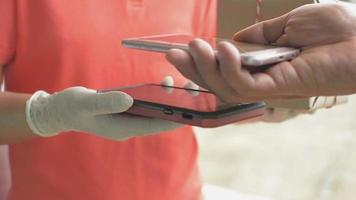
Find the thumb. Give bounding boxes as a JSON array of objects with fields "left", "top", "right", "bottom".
[
  {"left": 233, "top": 13, "right": 289, "bottom": 44},
  {"left": 85, "top": 91, "right": 134, "bottom": 115}
]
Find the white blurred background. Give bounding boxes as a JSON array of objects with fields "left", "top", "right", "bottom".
[
  {"left": 197, "top": 95, "right": 356, "bottom": 200},
  {"left": 198, "top": 0, "right": 356, "bottom": 200}
]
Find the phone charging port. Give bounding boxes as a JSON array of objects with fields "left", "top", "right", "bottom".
[
  {"left": 182, "top": 113, "right": 193, "bottom": 120},
  {"left": 163, "top": 108, "right": 174, "bottom": 115}
]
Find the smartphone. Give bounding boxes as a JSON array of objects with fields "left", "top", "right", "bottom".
[
  {"left": 102, "top": 84, "right": 265, "bottom": 128},
  {"left": 122, "top": 34, "right": 300, "bottom": 67}
]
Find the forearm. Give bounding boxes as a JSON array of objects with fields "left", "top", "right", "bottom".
[{"left": 0, "top": 92, "right": 38, "bottom": 144}]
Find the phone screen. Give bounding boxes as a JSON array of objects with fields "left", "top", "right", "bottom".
[{"left": 116, "top": 84, "right": 240, "bottom": 112}]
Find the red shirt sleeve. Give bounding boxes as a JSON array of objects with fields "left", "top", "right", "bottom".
[{"left": 0, "top": 0, "right": 16, "bottom": 65}]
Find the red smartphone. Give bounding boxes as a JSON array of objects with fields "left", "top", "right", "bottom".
[{"left": 102, "top": 84, "right": 265, "bottom": 128}]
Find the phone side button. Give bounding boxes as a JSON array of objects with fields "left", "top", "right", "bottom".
[
  {"left": 182, "top": 113, "right": 193, "bottom": 120},
  {"left": 163, "top": 108, "right": 174, "bottom": 115}
]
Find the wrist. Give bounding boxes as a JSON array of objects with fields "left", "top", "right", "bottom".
[{"left": 26, "top": 91, "right": 60, "bottom": 137}]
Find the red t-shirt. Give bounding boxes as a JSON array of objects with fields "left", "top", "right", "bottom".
[{"left": 0, "top": 0, "right": 217, "bottom": 199}]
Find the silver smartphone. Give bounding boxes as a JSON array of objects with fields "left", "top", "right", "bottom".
[{"left": 122, "top": 34, "right": 300, "bottom": 67}]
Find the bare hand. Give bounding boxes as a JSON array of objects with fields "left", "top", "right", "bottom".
[{"left": 166, "top": 2, "right": 356, "bottom": 103}]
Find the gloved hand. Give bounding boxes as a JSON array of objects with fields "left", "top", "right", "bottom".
[
  {"left": 261, "top": 108, "right": 307, "bottom": 123},
  {"left": 26, "top": 77, "right": 181, "bottom": 140}
]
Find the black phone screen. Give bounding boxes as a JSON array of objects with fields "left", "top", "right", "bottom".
[{"left": 116, "top": 84, "right": 239, "bottom": 112}]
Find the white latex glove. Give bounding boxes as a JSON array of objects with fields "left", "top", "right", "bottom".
[
  {"left": 262, "top": 108, "right": 305, "bottom": 123},
  {"left": 262, "top": 96, "right": 348, "bottom": 123},
  {"left": 26, "top": 77, "right": 181, "bottom": 140}
]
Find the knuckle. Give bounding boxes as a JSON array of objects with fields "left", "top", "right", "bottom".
[{"left": 189, "top": 39, "right": 200, "bottom": 49}]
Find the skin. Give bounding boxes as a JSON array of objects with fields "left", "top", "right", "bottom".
[
  {"left": 166, "top": 2, "right": 356, "bottom": 103},
  {"left": 0, "top": 64, "right": 37, "bottom": 144},
  {"left": 0, "top": 62, "right": 189, "bottom": 144},
  {"left": 2, "top": 3, "right": 355, "bottom": 142}
]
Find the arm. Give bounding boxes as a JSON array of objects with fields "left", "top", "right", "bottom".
[
  {"left": 0, "top": 1, "right": 182, "bottom": 144},
  {"left": 0, "top": 65, "right": 37, "bottom": 144},
  {"left": 0, "top": 64, "right": 180, "bottom": 144}
]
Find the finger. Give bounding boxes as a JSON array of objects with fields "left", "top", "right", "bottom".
[
  {"left": 166, "top": 49, "right": 210, "bottom": 89},
  {"left": 85, "top": 91, "right": 134, "bottom": 115},
  {"left": 189, "top": 39, "right": 239, "bottom": 102},
  {"left": 184, "top": 82, "right": 200, "bottom": 96},
  {"left": 262, "top": 108, "right": 299, "bottom": 123},
  {"left": 217, "top": 41, "right": 278, "bottom": 98},
  {"left": 161, "top": 76, "right": 175, "bottom": 93},
  {"left": 264, "top": 56, "right": 310, "bottom": 96},
  {"left": 222, "top": 95, "right": 307, "bottom": 104},
  {"left": 95, "top": 114, "right": 182, "bottom": 140},
  {"left": 123, "top": 116, "right": 182, "bottom": 135},
  {"left": 233, "top": 14, "right": 289, "bottom": 44},
  {"left": 275, "top": 34, "right": 289, "bottom": 46},
  {"left": 184, "top": 82, "right": 199, "bottom": 90},
  {"left": 161, "top": 76, "right": 174, "bottom": 87}
]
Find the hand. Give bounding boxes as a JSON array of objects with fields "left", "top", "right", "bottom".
[
  {"left": 26, "top": 77, "right": 181, "bottom": 141},
  {"left": 262, "top": 108, "right": 309, "bottom": 123},
  {"left": 166, "top": 3, "right": 356, "bottom": 103},
  {"left": 234, "top": 2, "right": 356, "bottom": 47}
]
